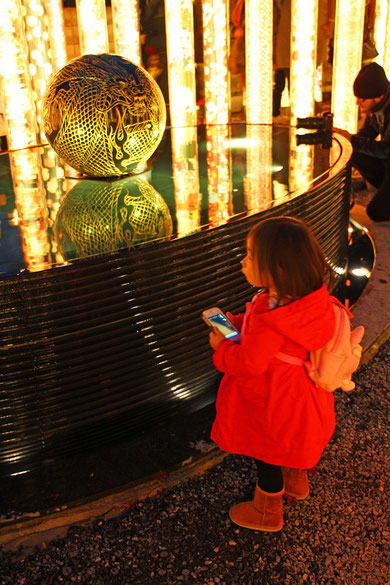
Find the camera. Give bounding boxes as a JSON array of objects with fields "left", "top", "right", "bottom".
[{"left": 296, "top": 111, "right": 333, "bottom": 132}]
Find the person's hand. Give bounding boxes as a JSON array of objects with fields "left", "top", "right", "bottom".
[{"left": 209, "top": 327, "right": 226, "bottom": 350}]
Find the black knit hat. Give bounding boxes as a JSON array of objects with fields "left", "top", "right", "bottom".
[{"left": 353, "top": 62, "right": 389, "bottom": 99}]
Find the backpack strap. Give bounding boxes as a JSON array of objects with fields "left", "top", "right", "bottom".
[
  {"left": 275, "top": 352, "right": 305, "bottom": 366},
  {"left": 275, "top": 300, "right": 343, "bottom": 367}
]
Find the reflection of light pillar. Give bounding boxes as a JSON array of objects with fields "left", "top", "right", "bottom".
[
  {"left": 290, "top": 0, "right": 318, "bottom": 122},
  {"left": 0, "top": 0, "right": 38, "bottom": 150},
  {"left": 46, "top": 0, "right": 67, "bottom": 73},
  {"left": 206, "top": 125, "right": 232, "bottom": 226},
  {"left": 165, "top": 0, "right": 197, "bottom": 127},
  {"left": 202, "top": 0, "right": 230, "bottom": 125},
  {"left": 10, "top": 149, "right": 51, "bottom": 271},
  {"left": 246, "top": 0, "right": 273, "bottom": 124},
  {"left": 111, "top": 0, "right": 141, "bottom": 64},
  {"left": 331, "top": 1, "right": 365, "bottom": 134},
  {"left": 245, "top": 125, "right": 273, "bottom": 209},
  {"left": 171, "top": 127, "right": 201, "bottom": 235},
  {"left": 289, "top": 130, "right": 314, "bottom": 193},
  {"left": 76, "top": 0, "right": 109, "bottom": 55}
]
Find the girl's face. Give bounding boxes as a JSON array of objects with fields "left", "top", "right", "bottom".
[{"left": 241, "top": 238, "right": 263, "bottom": 287}]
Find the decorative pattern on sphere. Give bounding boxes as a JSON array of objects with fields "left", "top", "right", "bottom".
[
  {"left": 42, "top": 54, "right": 166, "bottom": 177},
  {"left": 54, "top": 176, "right": 173, "bottom": 260}
]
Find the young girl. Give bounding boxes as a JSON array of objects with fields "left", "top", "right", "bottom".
[{"left": 208, "top": 216, "right": 337, "bottom": 532}]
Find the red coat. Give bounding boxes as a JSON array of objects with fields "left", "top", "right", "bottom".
[{"left": 211, "top": 284, "right": 337, "bottom": 469}]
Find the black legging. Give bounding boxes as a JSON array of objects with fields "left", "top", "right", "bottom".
[{"left": 255, "top": 459, "right": 284, "bottom": 493}]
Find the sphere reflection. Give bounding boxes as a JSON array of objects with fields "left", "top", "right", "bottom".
[{"left": 55, "top": 176, "right": 173, "bottom": 260}]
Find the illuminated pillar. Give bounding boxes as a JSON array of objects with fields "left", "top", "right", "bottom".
[
  {"left": 290, "top": 0, "right": 319, "bottom": 122},
  {"left": 20, "top": 0, "right": 57, "bottom": 144},
  {"left": 245, "top": 125, "right": 273, "bottom": 209},
  {"left": 111, "top": 0, "right": 141, "bottom": 64},
  {"left": 246, "top": 0, "right": 273, "bottom": 124},
  {"left": 76, "top": 0, "right": 109, "bottom": 55},
  {"left": 383, "top": 4, "right": 390, "bottom": 77},
  {"left": 165, "top": 0, "right": 197, "bottom": 127},
  {"left": 46, "top": 0, "right": 67, "bottom": 72},
  {"left": 331, "top": 1, "right": 365, "bottom": 133},
  {"left": 374, "top": 0, "right": 387, "bottom": 66},
  {"left": 206, "top": 125, "right": 232, "bottom": 226},
  {"left": 0, "top": 0, "right": 39, "bottom": 150},
  {"left": 171, "top": 127, "right": 201, "bottom": 235},
  {"left": 202, "top": 0, "right": 230, "bottom": 125}
]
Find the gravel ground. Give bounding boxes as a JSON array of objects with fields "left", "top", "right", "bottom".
[{"left": 1, "top": 339, "right": 389, "bottom": 585}]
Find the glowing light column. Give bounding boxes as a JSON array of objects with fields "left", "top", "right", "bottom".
[
  {"left": 165, "top": 0, "right": 197, "bottom": 127},
  {"left": 244, "top": 0, "right": 273, "bottom": 209},
  {"left": 76, "top": 0, "right": 109, "bottom": 54},
  {"left": 202, "top": 0, "right": 231, "bottom": 226},
  {"left": 331, "top": 1, "right": 365, "bottom": 133},
  {"left": 202, "top": 0, "right": 229, "bottom": 125},
  {"left": 45, "top": 0, "right": 67, "bottom": 73},
  {"left": 374, "top": 0, "right": 387, "bottom": 66},
  {"left": 111, "top": 0, "right": 141, "bottom": 64},
  {"left": 0, "top": 0, "right": 38, "bottom": 150},
  {"left": 290, "top": 0, "right": 318, "bottom": 122},
  {"left": 164, "top": 0, "right": 199, "bottom": 234},
  {"left": 20, "top": 0, "right": 57, "bottom": 144},
  {"left": 246, "top": 0, "right": 273, "bottom": 124},
  {"left": 383, "top": 3, "right": 390, "bottom": 76}
]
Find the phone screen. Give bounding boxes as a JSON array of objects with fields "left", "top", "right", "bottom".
[{"left": 208, "top": 313, "right": 239, "bottom": 340}]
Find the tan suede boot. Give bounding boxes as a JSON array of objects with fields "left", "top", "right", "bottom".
[
  {"left": 282, "top": 467, "right": 309, "bottom": 500},
  {"left": 229, "top": 485, "right": 284, "bottom": 532}
]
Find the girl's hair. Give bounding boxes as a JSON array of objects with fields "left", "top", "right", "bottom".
[{"left": 249, "top": 216, "right": 335, "bottom": 300}]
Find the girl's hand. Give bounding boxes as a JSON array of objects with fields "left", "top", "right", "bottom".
[{"left": 209, "top": 327, "right": 226, "bottom": 350}]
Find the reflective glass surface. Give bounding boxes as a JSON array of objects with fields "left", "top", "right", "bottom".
[{"left": 0, "top": 124, "right": 343, "bottom": 276}]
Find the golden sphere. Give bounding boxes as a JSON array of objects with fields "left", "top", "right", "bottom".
[
  {"left": 55, "top": 175, "right": 173, "bottom": 260},
  {"left": 43, "top": 54, "right": 166, "bottom": 177}
]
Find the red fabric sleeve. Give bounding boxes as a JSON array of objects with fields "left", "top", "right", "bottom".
[
  {"left": 212, "top": 322, "right": 284, "bottom": 377},
  {"left": 232, "top": 313, "right": 244, "bottom": 331}
]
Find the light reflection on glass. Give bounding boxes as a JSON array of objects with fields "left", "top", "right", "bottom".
[
  {"left": 171, "top": 126, "right": 201, "bottom": 235},
  {"left": 206, "top": 124, "right": 232, "bottom": 226},
  {"left": 289, "top": 128, "right": 314, "bottom": 193},
  {"left": 244, "top": 125, "right": 272, "bottom": 209},
  {"left": 9, "top": 149, "right": 51, "bottom": 271}
]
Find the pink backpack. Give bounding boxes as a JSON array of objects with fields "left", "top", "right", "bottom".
[{"left": 276, "top": 301, "right": 365, "bottom": 392}]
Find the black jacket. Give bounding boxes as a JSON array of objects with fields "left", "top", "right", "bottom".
[{"left": 351, "top": 88, "right": 390, "bottom": 160}]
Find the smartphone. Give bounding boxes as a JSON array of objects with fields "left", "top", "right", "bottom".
[{"left": 202, "top": 307, "right": 241, "bottom": 343}]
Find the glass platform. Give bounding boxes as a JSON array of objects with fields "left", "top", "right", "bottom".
[{"left": 0, "top": 123, "right": 355, "bottom": 481}]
